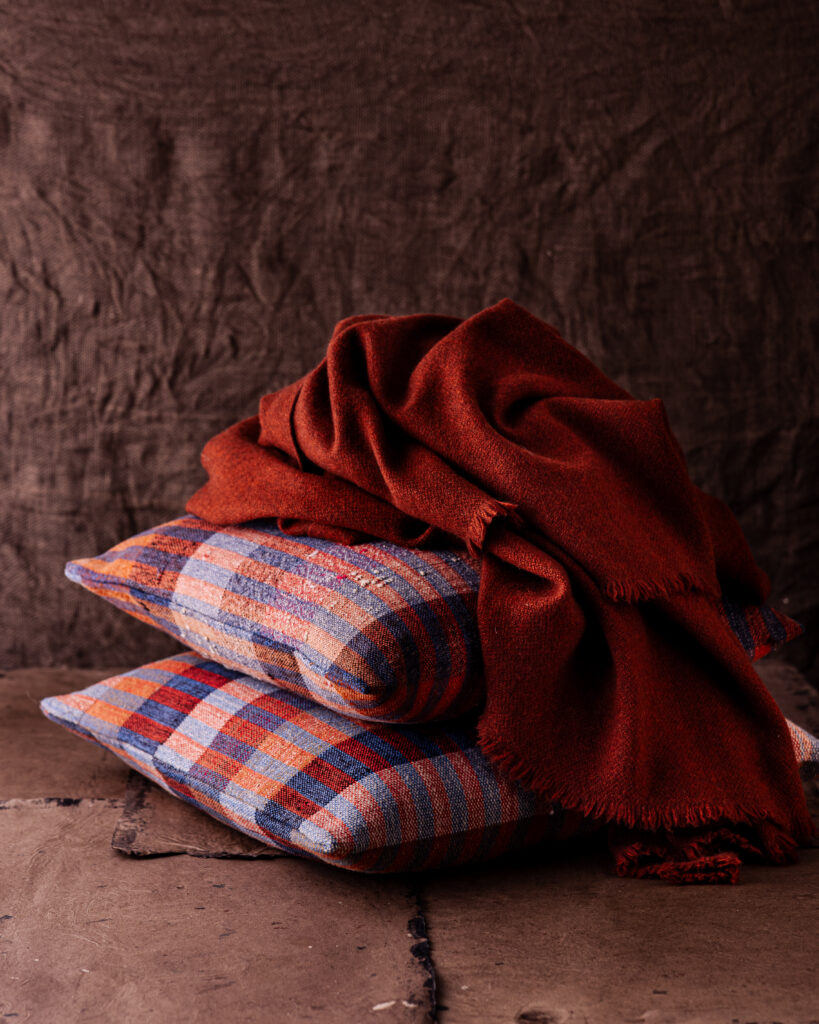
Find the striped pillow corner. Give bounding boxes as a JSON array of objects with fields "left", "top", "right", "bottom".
[{"left": 64, "top": 559, "right": 89, "bottom": 586}]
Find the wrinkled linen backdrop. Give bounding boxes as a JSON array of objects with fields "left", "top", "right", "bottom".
[{"left": 2, "top": 1, "right": 817, "bottom": 687}]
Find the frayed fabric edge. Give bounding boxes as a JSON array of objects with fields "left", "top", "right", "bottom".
[
  {"left": 466, "top": 498, "right": 523, "bottom": 558},
  {"left": 617, "top": 849, "right": 743, "bottom": 885},
  {"left": 604, "top": 571, "right": 722, "bottom": 604},
  {"left": 609, "top": 822, "right": 801, "bottom": 885},
  {"left": 477, "top": 722, "right": 814, "bottom": 883}
]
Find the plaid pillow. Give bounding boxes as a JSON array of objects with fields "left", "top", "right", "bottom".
[
  {"left": 40, "top": 653, "right": 819, "bottom": 870},
  {"left": 65, "top": 515, "right": 804, "bottom": 723},
  {"left": 717, "top": 598, "right": 803, "bottom": 661},
  {"left": 39, "top": 653, "right": 601, "bottom": 871}
]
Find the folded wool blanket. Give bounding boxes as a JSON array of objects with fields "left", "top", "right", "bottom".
[{"left": 187, "top": 298, "right": 815, "bottom": 882}]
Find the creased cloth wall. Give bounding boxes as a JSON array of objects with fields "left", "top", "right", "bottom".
[{"left": 0, "top": 0, "right": 817, "bottom": 680}]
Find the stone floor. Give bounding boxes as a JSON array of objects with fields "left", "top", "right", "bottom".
[{"left": 1, "top": 661, "right": 817, "bottom": 1024}]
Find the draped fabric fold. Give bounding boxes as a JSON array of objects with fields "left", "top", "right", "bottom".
[{"left": 187, "top": 298, "right": 814, "bottom": 881}]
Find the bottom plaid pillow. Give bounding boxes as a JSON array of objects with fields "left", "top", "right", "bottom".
[{"left": 40, "top": 652, "right": 819, "bottom": 872}]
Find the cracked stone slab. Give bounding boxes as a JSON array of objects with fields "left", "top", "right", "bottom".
[
  {"left": 421, "top": 660, "right": 819, "bottom": 1024},
  {"left": 111, "top": 770, "right": 281, "bottom": 858},
  {"left": 0, "top": 801, "right": 434, "bottom": 1023},
  {"left": 0, "top": 667, "right": 133, "bottom": 799},
  {"left": 422, "top": 844, "right": 819, "bottom": 1024}
]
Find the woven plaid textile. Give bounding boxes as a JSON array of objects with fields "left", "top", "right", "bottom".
[
  {"left": 65, "top": 516, "right": 482, "bottom": 723},
  {"left": 717, "top": 599, "right": 802, "bottom": 661},
  {"left": 65, "top": 515, "right": 803, "bottom": 725},
  {"left": 40, "top": 653, "right": 603, "bottom": 871}
]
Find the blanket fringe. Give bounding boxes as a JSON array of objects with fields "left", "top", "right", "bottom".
[
  {"left": 618, "top": 848, "right": 743, "bottom": 885},
  {"left": 604, "top": 571, "right": 722, "bottom": 604},
  {"left": 610, "top": 823, "right": 801, "bottom": 884},
  {"left": 477, "top": 722, "right": 812, "bottom": 883},
  {"left": 466, "top": 498, "right": 523, "bottom": 558},
  {"left": 477, "top": 723, "right": 796, "bottom": 833}
]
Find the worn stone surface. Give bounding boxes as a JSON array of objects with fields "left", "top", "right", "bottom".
[
  {"left": 3, "top": 661, "right": 818, "bottom": 1022},
  {"left": 112, "top": 770, "right": 280, "bottom": 858},
  {"left": 0, "top": 667, "right": 132, "bottom": 799},
  {"left": 422, "top": 848, "right": 819, "bottom": 1024},
  {"left": 0, "top": 801, "right": 433, "bottom": 1022},
  {"left": 1, "top": 666, "right": 435, "bottom": 1021},
  {"left": 421, "top": 658, "right": 819, "bottom": 1024}
]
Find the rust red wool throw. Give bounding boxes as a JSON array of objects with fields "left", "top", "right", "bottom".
[{"left": 187, "top": 298, "right": 814, "bottom": 883}]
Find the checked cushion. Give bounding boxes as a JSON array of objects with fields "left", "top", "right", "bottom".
[
  {"left": 40, "top": 652, "right": 599, "bottom": 871},
  {"left": 40, "top": 653, "right": 819, "bottom": 871},
  {"left": 65, "top": 515, "right": 804, "bottom": 724}
]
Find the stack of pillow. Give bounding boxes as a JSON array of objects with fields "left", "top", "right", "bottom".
[{"left": 42, "top": 514, "right": 819, "bottom": 872}]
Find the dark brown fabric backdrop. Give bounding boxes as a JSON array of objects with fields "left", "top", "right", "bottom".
[{"left": 1, "top": 1, "right": 817, "bottom": 681}]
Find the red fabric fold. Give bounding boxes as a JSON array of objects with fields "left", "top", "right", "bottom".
[{"left": 187, "top": 298, "right": 814, "bottom": 881}]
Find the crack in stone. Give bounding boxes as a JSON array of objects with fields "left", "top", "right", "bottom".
[
  {"left": 408, "top": 888, "right": 438, "bottom": 1023},
  {"left": 0, "top": 797, "right": 125, "bottom": 810}
]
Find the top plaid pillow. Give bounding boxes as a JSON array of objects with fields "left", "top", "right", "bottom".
[
  {"left": 67, "top": 516, "right": 483, "bottom": 723},
  {"left": 66, "top": 515, "right": 803, "bottom": 724}
]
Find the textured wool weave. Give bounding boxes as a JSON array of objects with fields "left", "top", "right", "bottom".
[
  {"left": 65, "top": 516, "right": 481, "bottom": 722},
  {"left": 40, "top": 653, "right": 596, "bottom": 870},
  {"left": 187, "top": 298, "right": 815, "bottom": 882},
  {"left": 39, "top": 653, "right": 819, "bottom": 872},
  {"left": 65, "top": 514, "right": 802, "bottom": 722}
]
